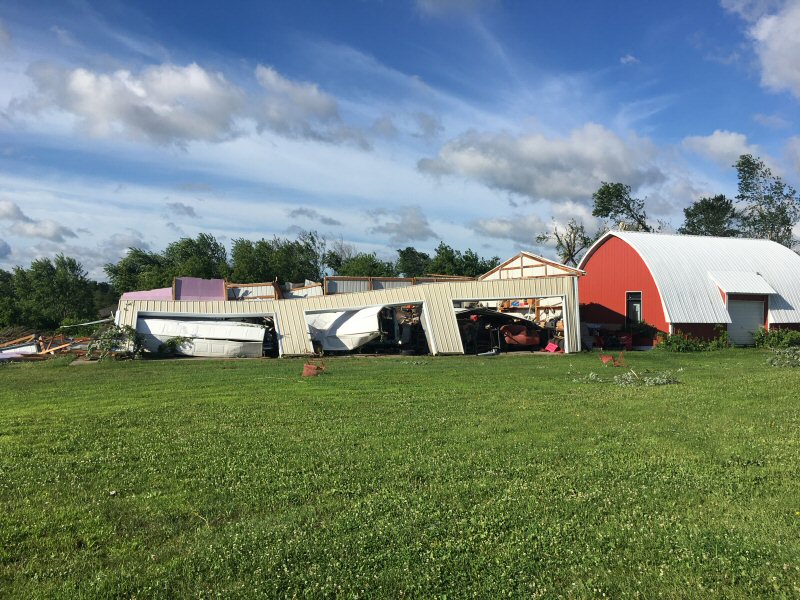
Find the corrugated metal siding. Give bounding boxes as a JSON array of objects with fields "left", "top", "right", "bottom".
[
  {"left": 373, "top": 280, "right": 414, "bottom": 290},
  {"left": 119, "top": 276, "right": 580, "bottom": 356},
  {"left": 326, "top": 279, "right": 370, "bottom": 294},
  {"left": 578, "top": 236, "right": 669, "bottom": 331}
]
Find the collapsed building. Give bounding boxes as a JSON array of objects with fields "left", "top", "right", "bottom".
[{"left": 115, "top": 252, "right": 584, "bottom": 358}]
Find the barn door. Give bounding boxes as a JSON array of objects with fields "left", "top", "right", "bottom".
[{"left": 727, "top": 300, "right": 764, "bottom": 346}]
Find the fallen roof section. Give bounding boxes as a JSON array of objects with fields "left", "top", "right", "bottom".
[{"left": 118, "top": 275, "right": 582, "bottom": 356}]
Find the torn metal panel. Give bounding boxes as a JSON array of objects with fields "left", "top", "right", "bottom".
[
  {"left": 136, "top": 317, "right": 266, "bottom": 357},
  {"left": 0, "top": 341, "right": 39, "bottom": 358},
  {"left": 227, "top": 283, "right": 276, "bottom": 300},
  {"left": 284, "top": 284, "right": 323, "bottom": 299},
  {"left": 168, "top": 338, "right": 263, "bottom": 358},
  {"left": 306, "top": 305, "right": 383, "bottom": 351}
]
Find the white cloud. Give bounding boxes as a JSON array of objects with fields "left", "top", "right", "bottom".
[
  {"left": 0, "top": 199, "right": 77, "bottom": 242},
  {"left": 12, "top": 62, "right": 245, "bottom": 145},
  {"left": 753, "top": 112, "right": 791, "bottom": 129},
  {"left": 11, "top": 220, "right": 77, "bottom": 242},
  {"left": 620, "top": 54, "right": 640, "bottom": 65},
  {"left": 253, "top": 64, "right": 368, "bottom": 147},
  {"left": 413, "top": 112, "right": 444, "bottom": 140},
  {"left": 0, "top": 19, "right": 11, "bottom": 50},
  {"left": 254, "top": 65, "right": 337, "bottom": 129},
  {"left": 50, "top": 26, "right": 80, "bottom": 48},
  {"left": 471, "top": 213, "right": 549, "bottom": 244},
  {"left": 0, "top": 239, "right": 10, "bottom": 259},
  {"left": 722, "top": 0, "right": 800, "bottom": 99},
  {"left": 100, "top": 230, "right": 150, "bottom": 255},
  {"left": 371, "top": 115, "right": 398, "bottom": 137},
  {"left": 165, "top": 201, "right": 198, "bottom": 218},
  {"left": 749, "top": 1, "right": 800, "bottom": 99},
  {"left": 369, "top": 206, "right": 438, "bottom": 244},
  {"left": 786, "top": 136, "right": 800, "bottom": 171},
  {"left": 0, "top": 199, "right": 32, "bottom": 222},
  {"left": 720, "top": 0, "right": 784, "bottom": 22},
  {"left": 415, "top": 0, "right": 496, "bottom": 16},
  {"left": 418, "top": 123, "right": 665, "bottom": 204},
  {"left": 681, "top": 129, "right": 758, "bottom": 166},
  {"left": 287, "top": 207, "right": 342, "bottom": 226}
]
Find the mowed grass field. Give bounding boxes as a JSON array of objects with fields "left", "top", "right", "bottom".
[{"left": 1, "top": 351, "right": 799, "bottom": 598}]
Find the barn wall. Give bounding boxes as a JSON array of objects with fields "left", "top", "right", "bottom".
[
  {"left": 578, "top": 236, "right": 668, "bottom": 332},
  {"left": 672, "top": 323, "right": 725, "bottom": 339}
]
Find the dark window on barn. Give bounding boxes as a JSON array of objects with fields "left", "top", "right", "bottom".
[{"left": 626, "top": 292, "right": 642, "bottom": 323}]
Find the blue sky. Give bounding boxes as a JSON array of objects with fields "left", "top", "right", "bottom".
[{"left": 0, "top": 0, "right": 798, "bottom": 279}]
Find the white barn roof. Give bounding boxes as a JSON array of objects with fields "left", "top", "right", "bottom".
[{"left": 579, "top": 231, "right": 800, "bottom": 324}]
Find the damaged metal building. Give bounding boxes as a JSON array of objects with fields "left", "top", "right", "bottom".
[{"left": 115, "top": 252, "right": 584, "bottom": 357}]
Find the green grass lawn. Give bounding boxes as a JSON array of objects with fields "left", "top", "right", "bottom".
[{"left": 1, "top": 350, "right": 799, "bottom": 598}]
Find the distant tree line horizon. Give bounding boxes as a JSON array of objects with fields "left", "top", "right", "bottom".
[
  {"left": 2, "top": 153, "right": 797, "bottom": 331},
  {"left": 0, "top": 238, "right": 500, "bottom": 330}
]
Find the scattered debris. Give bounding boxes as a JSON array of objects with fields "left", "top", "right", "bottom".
[
  {"left": 302, "top": 361, "right": 326, "bottom": 377},
  {"left": 600, "top": 352, "right": 626, "bottom": 367},
  {"left": 613, "top": 369, "right": 681, "bottom": 387},
  {"left": 767, "top": 347, "right": 800, "bottom": 368}
]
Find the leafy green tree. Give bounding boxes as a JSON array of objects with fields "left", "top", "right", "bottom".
[
  {"left": 230, "top": 238, "right": 266, "bottom": 283},
  {"left": 734, "top": 154, "right": 800, "bottom": 247},
  {"left": 163, "top": 233, "right": 229, "bottom": 280},
  {"left": 396, "top": 247, "right": 431, "bottom": 277},
  {"left": 104, "top": 248, "right": 168, "bottom": 293},
  {"left": 90, "top": 281, "right": 120, "bottom": 314},
  {"left": 427, "top": 242, "right": 498, "bottom": 276},
  {"left": 231, "top": 231, "right": 326, "bottom": 284},
  {"left": 0, "top": 269, "right": 17, "bottom": 327},
  {"left": 536, "top": 219, "right": 599, "bottom": 266},
  {"left": 592, "top": 182, "right": 652, "bottom": 232},
  {"left": 460, "top": 249, "right": 499, "bottom": 277},
  {"left": 12, "top": 255, "right": 95, "bottom": 329},
  {"left": 678, "top": 195, "right": 740, "bottom": 237},
  {"left": 322, "top": 238, "right": 356, "bottom": 275},
  {"left": 427, "top": 242, "right": 462, "bottom": 275},
  {"left": 336, "top": 253, "right": 398, "bottom": 277},
  {"left": 106, "top": 233, "right": 230, "bottom": 293}
]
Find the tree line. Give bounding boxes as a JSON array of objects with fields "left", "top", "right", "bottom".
[
  {"left": 0, "top": 237, "right": 499, "bottom": 330},
  {"left": 539, "top": 154, "right": 800, "bottom": 265},
  {"left": 0, "top": 255, "right": 116, "bottom": 330}
]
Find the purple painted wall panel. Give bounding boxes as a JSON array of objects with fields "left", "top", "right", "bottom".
[{"left": 174, "top": 278, "right": 226, "bottom": 301}]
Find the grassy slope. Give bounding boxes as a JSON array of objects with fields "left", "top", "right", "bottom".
[{"left": 1, "top": 351, "right": 799, "bottom": 598}]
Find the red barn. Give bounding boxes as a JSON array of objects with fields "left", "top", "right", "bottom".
[{"left": 578, "top": 231, "right": 800, "bottom": 345}]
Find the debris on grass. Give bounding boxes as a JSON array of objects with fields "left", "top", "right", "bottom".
[
  {"left": 614, "top": 368, "right": 681, "bottom": 387},
  {"left": 767, "top": 347, "right": 800, "bottom": 368},
  {"left": 573, "top": 368, "right": 682, "bottom": 387}
]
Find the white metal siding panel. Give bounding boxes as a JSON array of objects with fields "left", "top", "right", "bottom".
[{"left": 580, "top": 232, "right": 800, "bottom": 325}]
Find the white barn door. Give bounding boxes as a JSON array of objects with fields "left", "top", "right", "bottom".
[{"left": 728, "top": 300, "right": 764, "bottom": 346}]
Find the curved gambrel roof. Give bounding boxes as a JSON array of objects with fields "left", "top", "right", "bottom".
[{"left": 579, "top": 231, "right": 800, "bottom": 324}]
